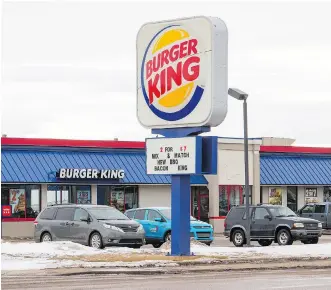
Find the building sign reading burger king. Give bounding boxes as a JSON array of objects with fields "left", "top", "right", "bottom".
[{"left": 137, "top": 16, "right": 228, "bottom": 129}]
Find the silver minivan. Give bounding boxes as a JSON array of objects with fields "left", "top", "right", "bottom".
[{"left": 34, "top": 204, "right": 145, "bottom": 249}]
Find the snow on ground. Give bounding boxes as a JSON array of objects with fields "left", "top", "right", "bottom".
[
  {"left": 1, "top": 240, "right": 331, "bottom": 271},
  {"left": 190, "top": 243, "right": 331, "bottom": 258}
]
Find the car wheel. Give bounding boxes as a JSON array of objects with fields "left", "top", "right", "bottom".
[
  {"left": 277, "top": 229, "right": 292, "bottom": 246},
  {"left": 232, "top": 229, "right": 245, "bottom": 247},
  {"left": 41, "top": 232, "right": 52, "bottom": 243},
  {"left": 89, "top": 232, "right": 103, "bottom": 249},
  {"left": 258, "top": 240, "right": 272, "bottom": 247},
  {"left": 164, "top": 232, "right": 171, "bottom": 242},
  {"left": 152, "top": 243, "right": 163, "bottom": 248}
]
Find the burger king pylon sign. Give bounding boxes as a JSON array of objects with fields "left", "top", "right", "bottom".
[{"left": 137, "top": 16, "right": 228, "bottom": 129}]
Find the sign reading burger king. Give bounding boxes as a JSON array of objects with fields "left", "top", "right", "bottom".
[{"left": 137, "top": 16, "right": 228, "bottom": 129}]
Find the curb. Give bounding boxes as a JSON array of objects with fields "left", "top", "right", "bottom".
[{"left": 56, "top": 260, "right": 331, "bottom": 276}]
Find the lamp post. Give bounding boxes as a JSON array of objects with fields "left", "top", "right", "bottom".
[{"left": 228, "top": 88, "right": 251, "bottom": 246}]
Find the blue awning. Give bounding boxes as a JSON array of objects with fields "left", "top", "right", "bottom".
[
  {"left": 1, "top": 147, "right": 208, "bottom": 185},
  {"left": 260, "top": 154, "right": 331, "bottom": 185}
]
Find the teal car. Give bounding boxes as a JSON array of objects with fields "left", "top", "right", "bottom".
[{"left": 124, "top": 207, "right": 214, "bottom": 248}]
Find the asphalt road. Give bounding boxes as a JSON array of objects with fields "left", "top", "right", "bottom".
[{"left": 2, "top": 269, "right": 331, "bottom": 290}]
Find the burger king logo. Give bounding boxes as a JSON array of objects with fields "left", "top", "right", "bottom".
[{"left": 140, "top": 25, "right": 205, "bottom": 121}]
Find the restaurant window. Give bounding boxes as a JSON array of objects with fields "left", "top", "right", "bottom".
[
  {"left": 305, "top": 187, "right": 318, "bottom": 204},
  {"left": 268, "top": 187, "right": 283, "bottom": 205},
  {"left": 324, "top": 187, "right": 331, "bottom": 202},
  {"left": 97, "top": 185, "right": 138, "bottom": 212},
  {"left": 287, "top": 187, "right": 298, "bottom": 212},
  {"left": 242, "top": 186, "right": 252, "bottom": 205},
  {"left": 46, "top": 185, "right": 91, "bottom": 205},
  {"left": 219, "top": 185, "right": 251, "bottom": 217},
  {"left": 1, "top": 184, "right": 41, "bottom": 218},
  {"left": 71, "top": 185, "right": 91, "bottom": 204},
  {"left": 47, "top": 185, "right": 70, "bottom": 205}
]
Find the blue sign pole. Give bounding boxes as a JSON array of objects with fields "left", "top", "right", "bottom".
[
  {"left": 152, "top": 126, "right": 210, "bottom": 256},
  {"left": 171, "top": 175, "right": 191, "bottom": 255}
]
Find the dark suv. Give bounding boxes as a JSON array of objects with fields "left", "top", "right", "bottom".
[{"left": 224, "top": 204, "right": 323, "bottom": 247}]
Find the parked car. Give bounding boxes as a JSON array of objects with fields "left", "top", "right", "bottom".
[
  {"left": 34, "top": 204, "right": 145, "bottom": 249},
  {"left": 124, "top": 207, "right": 214, "bottom": 248},
  {"left": 297, "top": 202, "right": 331, "bottom": 229},
  {"left": 224, "top": 204, "right": 323, "bottom": 247}
]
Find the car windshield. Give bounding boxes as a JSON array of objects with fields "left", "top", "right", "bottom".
[
  {"left": 88, "top": 207, "right": 129, "bottom": 220},
  {"left": 269, "top": 207, "right": 297, "bottom": 217},
  {"left": 160, "top": 209, "right": 196, "bottom": 221}
]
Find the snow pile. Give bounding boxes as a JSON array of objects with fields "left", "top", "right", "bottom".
[{"left": 1, "top": 241, "right": 156, "bottom": 259}]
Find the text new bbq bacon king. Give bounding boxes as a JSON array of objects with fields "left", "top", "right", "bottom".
[{"left": 145, "top": 38, "right": 200, "bottom": 104}]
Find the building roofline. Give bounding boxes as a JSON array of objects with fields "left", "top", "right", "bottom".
[
  {"left": 260, "top": 145, "right": 331, "bottom": 154},
  {"left": 1, "top": 137, "right": 145, "bottom": 149}
]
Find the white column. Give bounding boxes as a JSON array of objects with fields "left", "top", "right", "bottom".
[
  {"left": 252, "top": 148, "right": 261, "bottom": 205},
  {"left": 41, "top": 184, "right": 47, "bottom": 209},
  {"left": 91, "top": 185, "right": 97, "bottom": 204},
  {"left": 206, "top": 174, "right": 221, "bottom": 232},
  {"left": 298, "top": 187, "right": 305, "bottom": 209},
  {"left": 282, "top": 186, "right": 287, "bottom": 207}
]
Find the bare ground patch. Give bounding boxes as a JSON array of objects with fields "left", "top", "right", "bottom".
[{"left": 54, "top": 253, "right": 228, "bottom": 263}]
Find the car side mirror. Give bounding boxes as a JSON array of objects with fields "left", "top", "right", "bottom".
[
  {"left": 264, "top": 215, "right": 272, "bottom": 220},
  {"left": 80, "top": 217, "right": 90, "bottom": 222},
  {"left": 154, "top": 217, "right": 163, "bottom": 222}
]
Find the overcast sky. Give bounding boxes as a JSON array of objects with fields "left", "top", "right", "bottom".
[{"left": 2, "top": 1, "right": 331, "bottom": 146}]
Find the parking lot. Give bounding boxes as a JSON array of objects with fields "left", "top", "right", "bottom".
[{"left": 141, "top": 234, "right": 331, "bottom": 248}]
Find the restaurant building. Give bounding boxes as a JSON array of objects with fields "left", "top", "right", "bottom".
[{"left": 1, "top": 137, "right": 330, "bottom": 237}]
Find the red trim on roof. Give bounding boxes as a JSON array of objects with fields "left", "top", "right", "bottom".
[
  {"left": 1, "top": 137, "right": 145, "bottom": 149},
  {"left": 260, "top": 146, "right": 331, "bottom": 154}
]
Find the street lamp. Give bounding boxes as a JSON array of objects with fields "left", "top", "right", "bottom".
[{"left": 228, "top": 88, "right": 251, "bottom": 246}]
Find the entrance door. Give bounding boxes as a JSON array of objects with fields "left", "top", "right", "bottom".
[{"left": 191, "top": 187, "right": 209, "bottom": 223}]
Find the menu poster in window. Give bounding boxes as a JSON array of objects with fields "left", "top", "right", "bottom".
[
  {"left": 10, "top": 189, "right": 26, "bottom": 214},
  {"left": 77, "top": 190, "right": 91, "bottom": 204},
  {"left": 268, "top": 188, "right": 283, "bottom": 205},
  {"left": 305, "top": 188, "right": 318, "bottom": 204},
  {"left": 111, "top": 191, "right": 124, "bottom": 211}
]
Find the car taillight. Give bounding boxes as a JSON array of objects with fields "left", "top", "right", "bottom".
[
  {"left": 224, "top": 220, "right": 227, "bottom": 229},
  {"left": 34, "top": 221, "right": 38, "bottom": 226}
]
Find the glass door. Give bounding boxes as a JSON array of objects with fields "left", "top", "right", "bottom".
[
  {"left": 287, "top": 187, "right": 297, "bottom": 212},
  {"left": 191, "top": 186, "right": 209, "bottom": 223}
]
